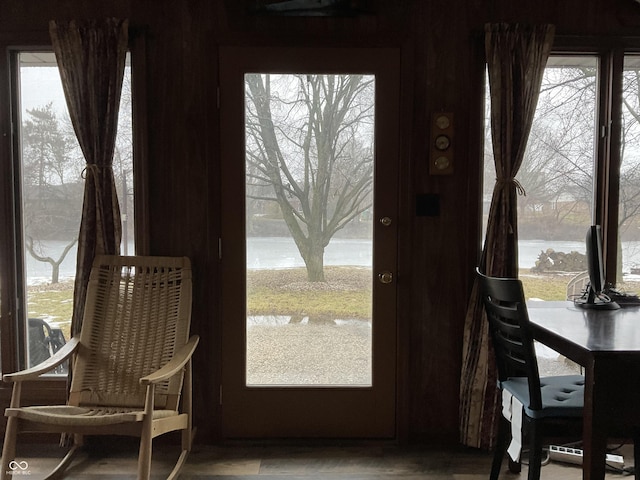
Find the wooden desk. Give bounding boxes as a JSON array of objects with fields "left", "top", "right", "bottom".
[{"left": 527, "top": 301, "right": 640, "bottom": 480}]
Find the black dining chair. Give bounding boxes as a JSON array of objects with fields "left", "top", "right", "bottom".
[{"left": 476, "top": 268, "right": 585, "bottom": 480}]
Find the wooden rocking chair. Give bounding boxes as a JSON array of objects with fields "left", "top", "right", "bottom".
[{"left": 1, "top": 255, "right": 199, "bottom": 479}]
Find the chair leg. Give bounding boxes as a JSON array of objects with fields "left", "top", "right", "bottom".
[
  {"left": 633, "top": 429, "right": 639, "bottom": 480},
  {"left": 508, "top": 456, "right": 522, "bottom": 473},
  {"left": 138, "top": 384, "right": 156, "bottom": 480},
  {"left": 137, "top": 428, "right": 153, "bottom": 480},
  {"left": 43, "top": 443, "right": 80, "bottom": 480},
  {"left": 527, "top": 421, "right": 543, "bottom": 480},
  {"left": 0, "top": 417, "right": 18, "bottom": 480},
  {"left": 167, "top": 450, "right": 189, "bottom": 480},
  {"left": 491, "top": 416, "right": 509, "bottom": 480},
  {"left": 166, "top": 424, "right": 195, "bottom": 480}
]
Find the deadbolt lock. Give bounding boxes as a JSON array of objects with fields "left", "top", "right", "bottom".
[
  {"left": 378, "top": 271, "right": 393, "bottom": 284},
  {"left": 379, "top": 216, "right": 392, "bottom": 227}
]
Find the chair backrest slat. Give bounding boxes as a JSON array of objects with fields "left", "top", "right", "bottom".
[{"left": 71, "top": 255, "right": 192, "bottom": 410}]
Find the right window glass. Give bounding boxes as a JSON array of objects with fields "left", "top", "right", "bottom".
[
  {"left": 483, "top": 56, "right": 599, "bottom": 301},
  {"left": 520, "top": 56, "right": 598, "bottom": 301},
  {"left": 483, "top": 52, "right": 640, "bottom": 375},
  {"left": 618, "top": 55, "right": 640, "bottom": 291}
]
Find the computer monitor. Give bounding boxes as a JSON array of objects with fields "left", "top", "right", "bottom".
[{"left": 575, "top": 225, "right": 619, "bottom": 310}]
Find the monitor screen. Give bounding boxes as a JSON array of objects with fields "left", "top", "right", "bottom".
[
  {"left": 586, "top": 225, "right": 605, "bottom": 295},
  {"left": 576, "top": 225, "right": 619, "bottom": 309}
]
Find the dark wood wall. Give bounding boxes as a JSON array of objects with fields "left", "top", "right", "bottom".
[{"left": 1, "top": 0, "right": 640, "bottom": 445}]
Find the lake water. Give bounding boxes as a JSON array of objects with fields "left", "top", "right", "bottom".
[{"left": 24, "top": 237, "right": 640, "bottom": 285}]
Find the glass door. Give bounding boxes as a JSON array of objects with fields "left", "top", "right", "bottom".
[{"left": 220, "top": 47, "right": 399, "bottom": 438}]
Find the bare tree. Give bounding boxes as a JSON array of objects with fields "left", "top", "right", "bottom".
[
  {"left": 21, "top": 65, "right": 134, "bottom": 282},
  {"left": 512, "top": 62, "right": 640, "bottom": 279},
  {"left": 512, "top": 65, "right": 597, "bottom": 240},
  {"left": 245, "top": 73, "right": 374, "bottom": 281},
  {"left": 620, "top": 70, "right": 640, "bottom": 236},
  {"left": 21, "top": 104, "right": 83, "bottom": 283}
]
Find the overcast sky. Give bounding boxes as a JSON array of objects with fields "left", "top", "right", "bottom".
[{"left": 20, "top": 66, "right": 68, "bottom": 117}]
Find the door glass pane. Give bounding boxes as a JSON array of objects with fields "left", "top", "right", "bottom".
[
  {"left": 18, "top": 52, "right": 134, "bottom": 373},
  {"left": 244, "top": 73, "right": 374, "bottom": 386},
  {"left": 618, "top": 55, "right": 640, "bottom": 294}
]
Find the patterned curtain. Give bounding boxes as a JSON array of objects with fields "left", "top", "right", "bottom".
[
  {"left": 459, "top": 23, "right": 555, "bottom": 449},
  {"left": 49, "top": 18, "right": 129, "bottom": 336}
]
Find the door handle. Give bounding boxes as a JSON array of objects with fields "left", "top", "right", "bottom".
[{"left": 378, "top": 271, "right": 393, "bottom": 284}]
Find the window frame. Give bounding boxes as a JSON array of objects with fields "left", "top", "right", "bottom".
[
  {"left": 548, "top": 39, "right": 640, "bottom": 287},
  {"left": 0, "top": 32, "right": 148, "bottom": 401},
  {"left": 482, "top": 38, "right": 640, "bottom": 288}
]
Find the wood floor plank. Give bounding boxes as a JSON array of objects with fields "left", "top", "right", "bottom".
[{"left": 7, "top": 443, "right": 632, "bottom": 478}]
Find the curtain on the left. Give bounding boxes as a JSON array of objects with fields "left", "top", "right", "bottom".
[{"left": 49, "top": 18, "right": 129, "bottom": 336}]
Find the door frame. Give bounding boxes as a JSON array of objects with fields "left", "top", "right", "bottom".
[{"left": 218, "top": 46, "right": 402, "bottom": 439}]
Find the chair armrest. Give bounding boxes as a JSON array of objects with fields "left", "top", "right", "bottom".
[
  {"left": 2, "top": 337, "right": 80, "bottom": 383},
  {"left": 140, "top": 335, "right": 199, "bottom": 385}
]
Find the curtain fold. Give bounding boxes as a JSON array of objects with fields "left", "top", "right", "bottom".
[
  {"left": 49, "top": 18, "right": 129, "bottom": 336},
  {"left": 459, "top": 23, "right": 555, "bottom": 449}
]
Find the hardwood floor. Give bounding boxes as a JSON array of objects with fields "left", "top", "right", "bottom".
[{"left": 8, "top": 441, "right": 634, "bottom": 479}]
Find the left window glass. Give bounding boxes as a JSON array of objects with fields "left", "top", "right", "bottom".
[{"left": 17, "top": 51, "right": 134, "bottom": 373}]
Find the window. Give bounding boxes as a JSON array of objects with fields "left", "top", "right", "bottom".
[
  {"left": 483, "top": 51, "right": 640, "bottom": 300},
  {"left": 482, "top": 47, "right": 640, "bottom": 374},
  {"left": 618, "top": 54, "right": 640, "bottom": 285},
  {"left": 13, "top": 51, "right": 134, "bottom": 374}
]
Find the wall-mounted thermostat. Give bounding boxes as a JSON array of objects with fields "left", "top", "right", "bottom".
[{"left": 429, "top": 112, "right": 454, "bottom": 175}]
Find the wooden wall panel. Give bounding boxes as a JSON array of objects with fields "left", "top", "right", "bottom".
[
  {"left": 0, "top": 1, "right": 131, "bottom": 32},
  {"left": 129, "top": 0, "right": 221, "bottom": 441},
  {"left": 404, "top": 0, "right": 485, "bottom": 442}
]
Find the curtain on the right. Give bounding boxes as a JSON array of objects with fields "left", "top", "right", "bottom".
[{"left": 459, "top": 23, "right": 555, "bottom": 449}]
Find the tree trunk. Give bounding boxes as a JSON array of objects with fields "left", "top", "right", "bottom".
[{"left": 304, "top": 242, "right": 326, "bottom": 282}]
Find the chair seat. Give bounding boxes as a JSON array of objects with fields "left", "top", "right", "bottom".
[
  {"left": 6, "top": 405, "right": 177, "bottom": 426},
  {"left": 501, "top": 375, "right": 584, "bottom": 419}
]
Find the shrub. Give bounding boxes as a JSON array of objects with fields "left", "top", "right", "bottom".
[{"left": 530, "top": 249, "right": 587, "bottom": 273}]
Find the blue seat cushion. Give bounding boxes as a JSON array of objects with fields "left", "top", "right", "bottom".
[{"left": 501, "top": 375, "right": 584, "bottom": 419}]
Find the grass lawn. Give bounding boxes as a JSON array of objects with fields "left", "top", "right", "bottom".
[
  {"left": 521, "top": 270, "right": 640, "bottom": 300},
  {"left": 26, "top": 267, "right": 640, "bottom": 342},
  {"left": 27, "top": 281, "right": 74, "bottom": 339},
  {"left": 247, "top": 266, "right": 372, "bottom": 319},
  {"left": 520, "top": 272, "right": 576, "bottom": 300}
]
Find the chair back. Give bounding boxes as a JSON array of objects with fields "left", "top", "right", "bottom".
[
  {"left": 476, "top": 268, "right": 543, "bottom": 411},
  {"left": 566, "top": 271, "right": 589, "bottom": 301},
  {"left": 70, "top": 255, "right": 193, "bottom": 411}
]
